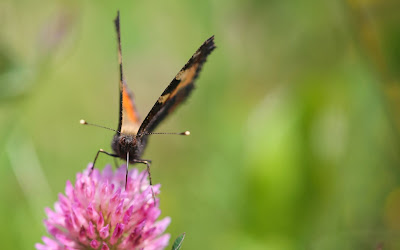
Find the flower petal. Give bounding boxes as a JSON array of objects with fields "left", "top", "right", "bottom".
[
  {"left": 37, "top": 165, "right": 170, "bottom": 249},
  {"left": 99, "top": 224, "right": 110, "bottom": 239}
]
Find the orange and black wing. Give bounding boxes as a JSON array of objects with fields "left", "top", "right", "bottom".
[
  {"left": 115, "top": 12, "right": 141, "bottom": 135},
  {"left": 137, "top": 36, "right": 216, "bottom": 136}
]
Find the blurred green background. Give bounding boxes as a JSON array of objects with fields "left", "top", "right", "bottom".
[{"left": 1, "top": 0, "right": 400, "bottom": 249}]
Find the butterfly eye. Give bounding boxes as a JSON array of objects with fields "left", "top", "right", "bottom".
[{"left": 119, "top": 137, "right": 126, "bottom": 145}]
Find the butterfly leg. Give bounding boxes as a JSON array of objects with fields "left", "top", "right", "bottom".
[
  {"left": 90, "top": 149, "right": 118, "bottom": 175},
  {"left": 133, "top": 159, "right": 156, "bottom": 204}
]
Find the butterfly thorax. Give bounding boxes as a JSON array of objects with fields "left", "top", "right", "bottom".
[{"left": 111, "top": 134, "right": 147, "bottom": 162}]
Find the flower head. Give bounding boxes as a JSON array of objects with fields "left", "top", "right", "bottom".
[{"left": 36, "top": 164, "right": 170, "bottom": 250}]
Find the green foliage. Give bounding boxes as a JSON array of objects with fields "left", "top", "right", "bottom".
[{"left": 172, "top": 233, "right": 186, "bottom": 250}]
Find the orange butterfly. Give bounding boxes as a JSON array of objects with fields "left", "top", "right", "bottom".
[{"left": 81, "top": 11, "right": 215, "bottom": 197}]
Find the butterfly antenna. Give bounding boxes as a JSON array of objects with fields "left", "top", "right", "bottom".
[
  {"left": 139, "top": 131, "right": 190, "bottom": 136},
  {"left": 80, "top": 119, "right": 121, "bottom": 134}
]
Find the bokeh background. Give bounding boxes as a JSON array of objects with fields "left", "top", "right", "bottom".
[{"left": 1, "top": 0, "right": 400, "bottom": 249}]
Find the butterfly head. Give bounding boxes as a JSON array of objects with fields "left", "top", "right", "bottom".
[
  {"left": 111, "top": 133, "right": 146, "bottom": 161},
  {"left": 119, "top": 134, "right": 134, "bottom": 147}
]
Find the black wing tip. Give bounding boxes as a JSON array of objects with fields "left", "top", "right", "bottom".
[
  {"left": 202, "top": 35, "right": 216, "bottom": 54},
  {"left": 192, "top": 35, "right": 215, "bottom": 63},
  {"left": 114, "top": 10, "right": 120, "bottom": 28}
]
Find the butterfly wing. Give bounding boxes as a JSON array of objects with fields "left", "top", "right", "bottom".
[
  {"left": 119, "top": 82, "right": 141, "bottom": 134},
  {"left": 115, "top": 12, "right": 141, "bottom": 135},
  {"left": 137, "top": 36, "right": 216, "bottom": 136}
]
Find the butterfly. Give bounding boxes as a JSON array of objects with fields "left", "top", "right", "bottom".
[{"left": 81, "top": 11, "right": 215, "bottom": 196}]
